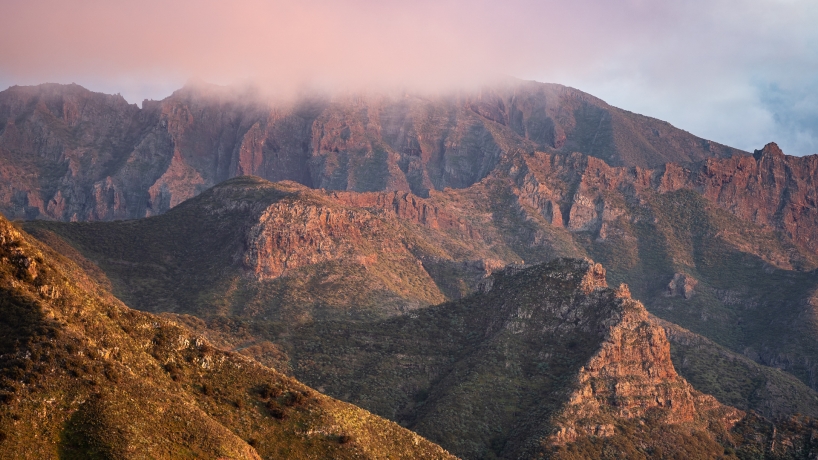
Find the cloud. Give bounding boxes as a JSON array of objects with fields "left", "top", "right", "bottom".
[
  {"left": 758, "top": 78, "right": 818, "bottom": 155},
  {"left": 0, "top": 0, "right": 816, "bottom": 154}
]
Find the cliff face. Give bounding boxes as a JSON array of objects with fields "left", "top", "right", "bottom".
[
  {"left": 0, "top": 80, "right": 745, "bottom": 221},
  {"left": 550, "top": 285, "right": 743, "bottom": 446},
  {"left": 500, "top": 143, "right": 818, "bottom": 264},
  {"left": 690, "top": 143, "right": 818, "bottom": 255}
]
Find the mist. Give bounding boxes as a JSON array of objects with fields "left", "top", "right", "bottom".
[{"left": 1, "top": 0, "right": 816, "bottom": 155}]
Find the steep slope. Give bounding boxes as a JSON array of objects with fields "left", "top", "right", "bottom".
[
  {"left": 490, "top": 145, "right": 818, "bottom": 391},
  {"left": 318, "top": 145, "right": 818, "bottom": 394},
  {"left": 16, "top": 174, "right": 818, "bottom": 457},
  {"left": 278, "top": 260, "right": 815, "bottom": 459},
  {"left": 0, "top": 79, "right": 745, "bottom": 221},
  {"left": 659, "top": 319, "right": 818, "bottom": 419},
  {"left": 0, "top": 214, "right": 455, "bottom": 459}
]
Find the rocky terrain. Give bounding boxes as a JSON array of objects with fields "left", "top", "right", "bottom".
[
  {"left": 6, "top": 79, "right": 818, "bottom": 458},
  {"left": 0, "top": 214, "right": 455, "bottom": 459},
  {"left": 7, "top": 210, "right": 818, "bottom": 457},
  {"left": 25, "top": 176, "right": 818, "bottom": 455},
  {"left": 28, "top": 158, "right": 818, "bottom": 398}
]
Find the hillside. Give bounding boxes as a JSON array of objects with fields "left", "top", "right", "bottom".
[
  {"left": 658, "top": 319, "right": 818, "bottom": 419},
  {"left": 24, "top": 176, "right": 459, "bottom": 321},
  {"left": 0, "top": 80, "right": 745, "bottom": 221},
  {"left": 0, "top": 214, "right": 455, "bottom": 459}
]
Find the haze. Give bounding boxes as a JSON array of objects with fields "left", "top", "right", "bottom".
[{"left": 1, "top": 0, "right": 816, "bottom": 155}]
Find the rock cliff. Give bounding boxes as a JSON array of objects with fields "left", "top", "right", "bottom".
[{"left": 0, "top": 79, "right": 745, "bottom": 221}]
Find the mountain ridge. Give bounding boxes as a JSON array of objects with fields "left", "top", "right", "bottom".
[
  {"left": 0, "top": 79, "right": 746, "bottom": 222},
  {"left": 26, "top": 168, "right": 818, "bottom": 397}
]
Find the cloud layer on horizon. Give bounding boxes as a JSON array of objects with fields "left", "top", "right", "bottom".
[{"left": 1, "top": 0, "right": 816, "bottom": 155}]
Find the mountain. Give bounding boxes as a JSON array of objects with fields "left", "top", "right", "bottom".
[
  {"left": 8, "top": 208, "right": 818, "bottom": 458},
  {"left": 27, "top": 147, "right": 818, "bottom": 396},
  {"left": 263, "top": 260, "right": 816, "bottom": 458},
  {"left": 0, "top": 80, "right": 745, "bottom": 221},
  {"left": 7, "top": 79, "right": 818, "bottom": 457},
  {"left": 23, "top": 175, "right": 818, "bottom": 456},
  {"left": 0, "top": 214, "right": 455, "bottom": 459}
]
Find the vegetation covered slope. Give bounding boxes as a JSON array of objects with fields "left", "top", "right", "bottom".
[
  {"left": 0, "top": 214, "right": 455, "bottom": 459},
  {"left": 658, "top": 319, "right": 818, "bottom": 419}
]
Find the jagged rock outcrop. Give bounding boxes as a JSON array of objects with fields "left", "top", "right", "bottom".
[
  {"left": 550, "top": 282, "right": 737, "bottom": 446},
  {"left": 665, "top": 273, "right": 697, "bottom": 299},
  {"left": 498, "top": 143, "right": 818, "bottom": 266}
]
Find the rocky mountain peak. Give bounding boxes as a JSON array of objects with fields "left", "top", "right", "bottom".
[{"left": 753, "top": 141, "right": 786, "bottom": 161}]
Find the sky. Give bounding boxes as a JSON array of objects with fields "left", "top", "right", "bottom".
[{"left": 1, "top": 0, "right": 816, "bottom": 155}]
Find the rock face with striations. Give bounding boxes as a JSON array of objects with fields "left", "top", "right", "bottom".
[{"left": 0, "top": 80, "right": 745, "bottom": 221}]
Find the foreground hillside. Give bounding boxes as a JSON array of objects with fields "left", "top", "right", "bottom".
[
  {"left": 0, "top": 80, "right": 744, "bottom": 221},
  {"left": 0, "top": 214, "right": 454, "bottom": 459}
]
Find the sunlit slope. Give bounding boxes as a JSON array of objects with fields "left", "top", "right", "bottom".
[{"left": 0, "top": 214, "right": 455, "bottom": 459}]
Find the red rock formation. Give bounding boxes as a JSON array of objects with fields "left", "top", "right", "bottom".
[
  {"left": 0, "top": 80, "right": 745, "bottom": 222},
  {"left": 503, "top": 143, "right": 818, "bottom": 256},
  {"left": 553, "top": 289, "right": 740, "bottom": 444}
]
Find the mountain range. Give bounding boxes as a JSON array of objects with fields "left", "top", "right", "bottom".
[{"left": 3, "top": 79, "right": 818, "bottom": 458}]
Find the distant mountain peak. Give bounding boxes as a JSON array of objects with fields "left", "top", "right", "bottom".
[{"left": 753, "top": 141, "right": 786, "bottom": 160}]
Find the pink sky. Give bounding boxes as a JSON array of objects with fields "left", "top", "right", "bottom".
[{"left": 1, "top": 0, "right": 817, "bottom": 155}]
